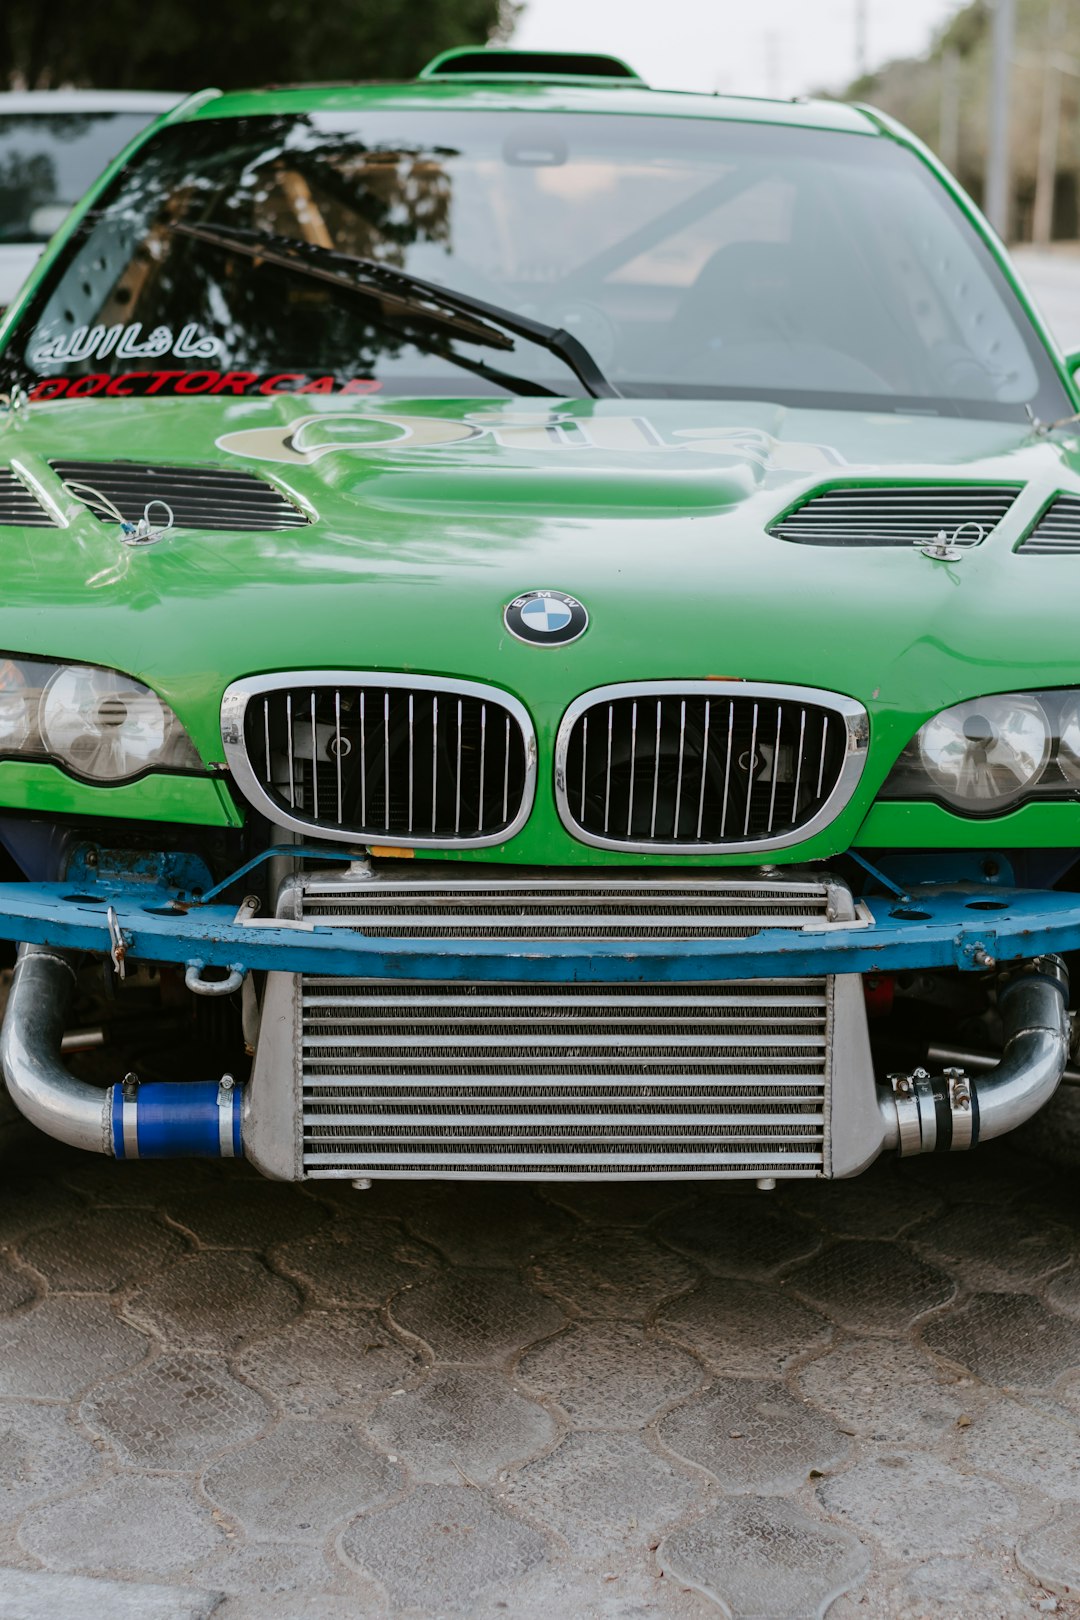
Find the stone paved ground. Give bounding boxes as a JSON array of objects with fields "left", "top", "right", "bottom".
[{"left": 2, "top": 1130, "right": 1080, "bottom": 1618}]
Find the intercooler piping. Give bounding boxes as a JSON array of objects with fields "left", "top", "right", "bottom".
[
  {"left": 0, "top": 944, "right": 243, "bottom": 1158},
  {"left": 877, "top": 955, "right": 1070, "bottom": 1155},
  {"left": 0, "top": 942, "right": 1069, "bottom": 1168}
]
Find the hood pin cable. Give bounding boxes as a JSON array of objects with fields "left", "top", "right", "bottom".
[
  {"left": 66, "top": 481, "right": 175, "bottom": 546},
  {"left": 916, "top": 520, "right": 984, "bottom": 563}
]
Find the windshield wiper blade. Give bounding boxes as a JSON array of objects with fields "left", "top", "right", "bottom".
[
  {"left": 172, "top": 222, "right": 559, "bottom": 398},
  {"left": 172, "top": 222, "right": 620, "bottom": 399},
  {"left": 173, "top": 222, "right": 512, "bottom": 350}
]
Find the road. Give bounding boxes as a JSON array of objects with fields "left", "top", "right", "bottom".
[
  {"left": 1014, "top": 247, "right": 1080, "bottom": 351},
  {"left": 1, "top": 1119, "right": 1080, "bottom": 1617}
]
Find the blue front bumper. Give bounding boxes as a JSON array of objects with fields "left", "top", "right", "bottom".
[{"left": 0, "top": 873, "right": 1075, "bottom": 981}]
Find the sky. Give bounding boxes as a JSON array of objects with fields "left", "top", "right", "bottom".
[{"left": 514, "top": 0, "right": 964, "bottom": 101}]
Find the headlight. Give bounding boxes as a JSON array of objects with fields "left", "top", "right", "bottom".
[
  {"left": 880, "top": 689, "right": 1080, "bottom": 813},
  {"left": 0, "top": 661, "right": 34, "bottom": 752},
  {"left": 916, "top": 695, "right": 1051, "bottom": 810},
  {"left": 0, "top": 657, "right": 201, "bottom": 783},
  {"left": 1056, "top": 695, "right": 1080, "bottom": 785}
]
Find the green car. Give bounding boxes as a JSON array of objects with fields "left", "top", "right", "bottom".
[{"left": 0, "top": 46, "right": 1078, "bottom": 1183}]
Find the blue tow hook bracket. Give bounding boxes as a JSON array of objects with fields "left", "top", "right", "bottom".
[{"left": 111, "top": 1076, "right": 243, "bottom": 1159}]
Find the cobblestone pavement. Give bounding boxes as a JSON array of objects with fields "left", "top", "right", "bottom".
[{"left": 1, "top": 1131, "right": 1080, "bottom": 1617}]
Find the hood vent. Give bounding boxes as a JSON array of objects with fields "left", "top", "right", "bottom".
[
  {"left": 0, "top": 469, "right": 56, "bottom": 527},
  {"left": 770, "top": 485, "right": 1021, "bottom": 548},
  {"left": 1018, "top": 494, "right": 1080, "bottom": 553},
  {"left": 51, "top": 461, "right": 309, "bottom": 532}
]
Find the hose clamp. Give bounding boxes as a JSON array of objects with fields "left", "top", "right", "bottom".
[
  {"left": 889, "top": 1067, "right": 935, "bottom": 1156},
  {"left": 890, "top": 1064, "right": 976, "bottom": 1155},
  {"left": 217, "top": 1074, "right": 238, "bottom": 1158},
  {"left": 944, "top": 1067, "right": 975, "bottom": 1151},
  {"left": 119, "top": 1072, "right": 140, "bottom": 1159}
]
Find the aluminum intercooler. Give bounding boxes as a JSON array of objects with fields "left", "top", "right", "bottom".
[{"left": 245, "top": 868, "right": 882, "bottom": 1181}]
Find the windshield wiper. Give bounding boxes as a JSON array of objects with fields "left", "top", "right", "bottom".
[{"left": 172, "top": 222, "right": 621, "bottom": 400}]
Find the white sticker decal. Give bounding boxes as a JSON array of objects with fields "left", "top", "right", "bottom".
[
  {"left": 30, "top": 322, "right": 223, "bottom": 366},
  {"left": 218, "top": 413, "right": 482, "bottom": 464},
  {"left": 216, "top": 410, "right": 845, "bottom": 471}
]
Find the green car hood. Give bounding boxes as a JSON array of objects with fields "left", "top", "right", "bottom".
[{"left": 3, "top": 392, "right": 1080, "bottom": 864}]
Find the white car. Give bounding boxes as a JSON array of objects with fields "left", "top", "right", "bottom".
[{"left": 0, "top": 90, "right": 179, "bottom": 311}]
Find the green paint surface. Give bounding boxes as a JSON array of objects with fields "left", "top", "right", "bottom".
[{"left": 1, "top": 75, "right": 1078, "bottom": 862}]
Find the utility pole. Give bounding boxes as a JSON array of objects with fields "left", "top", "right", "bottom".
[
  {"left": 1033, "top": 1, "right": 1066, "bottom": 245},
  {"left": 855, "top": 0, "right": 868, "bottom": 79},
  {"left": 939, "top": 47, "right": 961, "bottom": 173},
  {"left": 985, "top": 0, "right": 1016, "bottom": 239}
]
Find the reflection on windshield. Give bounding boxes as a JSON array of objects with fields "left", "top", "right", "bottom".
[
  {"left": 0, "top": 113, "right": 155, "bottom": 243},
  {"left": 10, "top": 110, "right": 1069, "bottom": 419}
]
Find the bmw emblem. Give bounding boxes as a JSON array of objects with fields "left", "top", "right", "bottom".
[{"left": 504, "top": 589, "right": 588, "bottom": 647}]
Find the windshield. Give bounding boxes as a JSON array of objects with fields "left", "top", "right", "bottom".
[
  {"left": 0, "top": 112, "right": 158, "bottom": 244},
  {"left": 8, "top": 108, "right": 1068, "bottom": 419}
]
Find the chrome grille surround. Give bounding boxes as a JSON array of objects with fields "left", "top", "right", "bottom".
[
  {"left": 769, "top": 483, "right": 1021, "bottom": 547},
  {"left": 244, "top": 867, "right": 882, "bottom": 1182},
  {"left": 1017, "top": 493, "right": 1080, "bottom": 553},
  {"left": 554, "top": 682, "right": 869, "bottom": 855},
  {"left": 221, "top": 672, "right": 537, "bottom": 848}
]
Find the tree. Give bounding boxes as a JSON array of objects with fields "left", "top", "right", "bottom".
[
  {"left": 0, "top": 0, "right": 522, "bottom": 93},
  {"left": 835, "top": 0, "right": 1080, "bottom": 237}
]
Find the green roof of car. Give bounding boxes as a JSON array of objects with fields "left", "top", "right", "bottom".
[{"left": 167, "top": 52, "right": 879, "bottom": 137}]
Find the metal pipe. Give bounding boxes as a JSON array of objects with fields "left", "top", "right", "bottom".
[
  {"left": 1, "top": 941, "right": 243, "bottom": 1159},
  {"left": 878, "top": 956, "right": 1069, "bottom": 1155},
  {"left": 975, "top": 957, "right": 1069, "bottom": 1140},
  {"left": 927, "top": 1044, "right": 1080, "bottom": 1088},
  {"left": 60, "top": 1028, "right": 105, "bottom": 1053},
  {"left": 0, "top": 945, "right": 111, "bottom": 1153}
]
